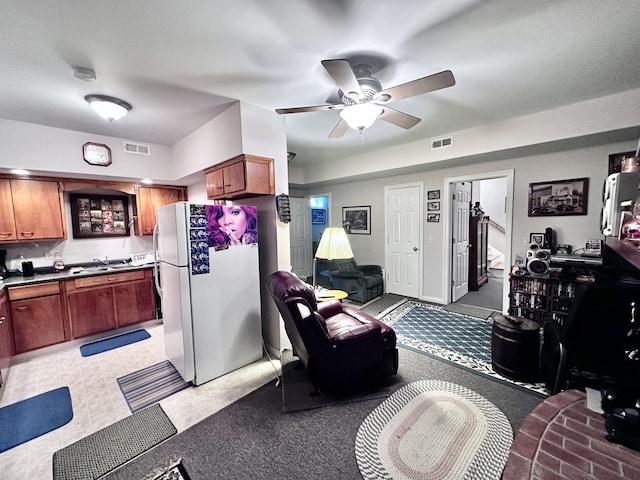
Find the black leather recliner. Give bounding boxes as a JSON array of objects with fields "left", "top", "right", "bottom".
[
  {"left": 266, "top": 270, "right": 398, "bottom": 394},
  {"left": 316, "top": 258, "right": 384, "bottom": 303}
]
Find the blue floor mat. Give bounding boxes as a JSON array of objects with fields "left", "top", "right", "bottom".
[
  {"left": 0, "top": 386, "right": 73, "bottom": 453},
  {"left": 80, "top": 329, "right": 150, "bottom": 357}
]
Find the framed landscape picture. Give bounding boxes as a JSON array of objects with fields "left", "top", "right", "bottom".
[
  {"left": 311, "top": 208, "right": 326, "bottom": 224},
  {"left": 342, "top": 206, "right": 371, "bottom": 235}
]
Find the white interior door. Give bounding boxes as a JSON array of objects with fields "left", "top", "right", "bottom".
[
  {"left": 385, "top": 184, "right": 422, "bottom": 298},
  {"left": 451, "top": 182, "right": 471, "bottom": 301},
  {"left": 289, "top": 197, "right": 312, "bottom": 280}
]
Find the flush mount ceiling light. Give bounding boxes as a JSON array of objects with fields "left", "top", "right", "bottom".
[{"left": 84, "top": 94, "right": 132, "bottom": 122}]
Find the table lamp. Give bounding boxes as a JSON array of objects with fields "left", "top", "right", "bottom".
[{"left": 314, "top": 227, "right": 354, "bottom": 290}]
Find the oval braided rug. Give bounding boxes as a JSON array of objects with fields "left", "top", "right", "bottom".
[{"left": 355, "top": 380, "right": 513, "bottom": 480}]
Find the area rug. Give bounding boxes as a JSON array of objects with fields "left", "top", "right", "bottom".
[
  {"left": 80, "top": 329, "right": 150, "bottom": 357},
  {"left": 0, "top": 386, "right": 73, "bottom": 453},
  {"left": 380, "top": 301, "right": 547, "bottom": 396},
  {"left": 281, "top": 348, "right": 405, "bottom": 413},
  {"left": 117, "top": 360, "right": 191, "bottom": 413},
  {"left": 443, "top": 302, "right": 495, "bottom": 320},
  {"left": 52, "top": 403, "right": 176, "bottom": 480},
  {"left": 355, "top": 380, "right": 513, "bottom": 480}
]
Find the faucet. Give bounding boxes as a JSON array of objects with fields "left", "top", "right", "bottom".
[{"left": 93, "top": 256, "right": 109, "bottom": 266}]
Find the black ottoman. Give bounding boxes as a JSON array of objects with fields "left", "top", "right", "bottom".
[{"left": 491, "top": 314, "right": 541, "bottom": 382}]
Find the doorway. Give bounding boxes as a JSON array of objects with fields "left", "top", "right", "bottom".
[
  {"left": 289, "top": 194, "right": 330, "bottom": 282},
  {"left": 444, "top": 170, "right": 514, "bottom": 314}
]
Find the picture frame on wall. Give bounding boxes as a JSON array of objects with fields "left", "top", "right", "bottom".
[
  {"left": 427, "top": 201, "right": 440, "bottom": 211},
  {"left": 427, "top": 213, "right": 440, "bottom": 223},
  {"left": 427, "top": 190, "right": 440, "bottom": 200},
  {"left": 528, "top": 177, "right": 589, "bottom": 217},
  {"left": 70, "top": 193, "right": 130, "bottom": 238},
  {"left": 529, "top": 233, "right": 544, "bottom": 246},
  {"left": 311, "top": 208, "right": 326, "bottom": 224},
  {"left": 608, "top": 150, "right": 637, "bottom": 175},
  {"left": 342, "top": 206, "right": 371, "bottom": 234}
]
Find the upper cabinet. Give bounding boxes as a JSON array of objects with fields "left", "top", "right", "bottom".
[
  {"left": 204, "top": 154, "right": 274, "bottom": 200},
  {"left": 0, "top": 178, "right": 65, "bottom": 242},
  {"left": 135, "top": 186, "right": 187, "bottom": 235}
]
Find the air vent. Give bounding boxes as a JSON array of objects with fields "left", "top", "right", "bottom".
[
  {"left": 123, "top": 142, "right": 151, "bottom": 155},
  {"left": 431, "top": 136, "right": 453, "bottom": 150}
]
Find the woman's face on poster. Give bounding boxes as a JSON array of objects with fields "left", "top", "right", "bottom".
[{"left": 217, "top": 206, "right": 248, "bottom": 241}]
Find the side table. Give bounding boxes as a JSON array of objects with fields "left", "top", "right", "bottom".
[{"left": 316, "top": 289, "right": 348, "bottom": 302}]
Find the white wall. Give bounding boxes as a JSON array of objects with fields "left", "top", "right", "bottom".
[{"left": 303, "top": 139, "right": 637, "bottom": 304}]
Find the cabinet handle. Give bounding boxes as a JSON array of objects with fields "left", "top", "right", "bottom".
[
  {"left": 16, "top": 306, "right": 30, "bottom": 312},
  {"left": 19, "top": 231, "right": 34, "bottom": 237},
  {"left": 0, "top": 232, "right": 13, "bottom": 237},
  {"left": 224, "top": 184, "right": 231, "bottom": 187}
]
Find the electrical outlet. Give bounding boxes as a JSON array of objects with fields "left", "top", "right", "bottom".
[
  {"left": 429, "top": 236, "right": 434, "bottom": 244},
  {"left": 524, "top": 237, "right": 530, "bottom": 246}
]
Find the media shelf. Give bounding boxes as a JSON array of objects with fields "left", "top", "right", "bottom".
[{"left": 509, "top": 265, "right": 599, "bottom": 326}]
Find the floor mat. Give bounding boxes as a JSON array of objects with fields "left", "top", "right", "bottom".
[
  {"left": 117, "top": 360, "right": 191, "bottom": 413},
  {"left": 80, "top": 329, "right": 150, "bottom": 357},
  {"left": 0, "top": 386, "right": 73, "bottom": 453},
  {"left": 380, "top": 301, "right": 547, "bottom": 396},
  {"left": 53, "top": 403, "right": 176, "bottom": 480}
]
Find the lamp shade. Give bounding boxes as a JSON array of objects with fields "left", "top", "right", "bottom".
[
  {"left": 339, "top": 103, "right": 383, "bottom": 130},
  {"left": 315, "top": 227, "right": 354, "bottom": 259}
]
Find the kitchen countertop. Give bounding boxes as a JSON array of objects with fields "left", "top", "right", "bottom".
[{"left": 0, "top": 262, "right": 155, "bottom": 291}]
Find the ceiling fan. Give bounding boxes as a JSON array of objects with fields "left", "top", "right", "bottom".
[{"left": 276, "top": 59, "right": 455, "bottom": 139}]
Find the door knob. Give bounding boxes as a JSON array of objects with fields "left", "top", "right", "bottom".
[{"left": 413, "top": 247, "right": 418, "bottom": 251}]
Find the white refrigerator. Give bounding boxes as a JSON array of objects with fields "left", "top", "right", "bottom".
[{"left": 154, "top": 202, "right": 262, "bottom": 386}]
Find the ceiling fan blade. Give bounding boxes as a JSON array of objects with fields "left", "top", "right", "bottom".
[
  {"left": 276, "top": 104, "right": 341, "bottom": 114},
  {"left": 321, "top": 59, "right": 363, "bottom": 98},
  {"left": 376, "top": 70, "right": 455, "bottom": 104},
  {"left": 379, "top": 106, "right": 421, "bottom": 129},
  {"left": 328, "top": 118, "right": 349, "bottom": 139}
]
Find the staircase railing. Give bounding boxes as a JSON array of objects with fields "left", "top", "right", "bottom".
[{"left": 488, "top": 218, "right": 505, "bottom": 235}]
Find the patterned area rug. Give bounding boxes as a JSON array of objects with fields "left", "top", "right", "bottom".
[
  {"left": 355, "top": 380, "right": 513, "bottom": 480},
  {"left": 379, "top": 301, "right": 547, "bottom": 396},
  {"left": 117, "top": 360, "right": 191, "bottom": 413}
]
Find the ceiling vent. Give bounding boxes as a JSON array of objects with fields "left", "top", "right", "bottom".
[
  {"left": 431, "top": 136, "right": 453, "bottom": 150},
  {"left": 124, "top": 142, "right": 151, "bottom": 155}
]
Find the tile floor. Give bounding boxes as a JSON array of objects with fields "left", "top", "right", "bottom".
[{"left": 0, "top": 322, "right": 281, "bottom": 480}]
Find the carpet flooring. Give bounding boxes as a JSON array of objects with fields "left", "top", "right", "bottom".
[
  {"left": 380, "top": 301, "right": 548, "bottom": 396},
  {"left": 280, "top": 348, "right": 403, "bottom": 412},
  {"left": 0, "top": 386, "right": 73, "bottom": 453},
  {"left": 102, "top": 347, "right": 543, "bottom": 480},
  {"left": 53, "top": 403, "right": 176, "bottom": 480}
]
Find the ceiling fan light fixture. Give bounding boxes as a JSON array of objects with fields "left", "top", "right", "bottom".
[
  {"left": 339, "top": 103, "right": 383, "bottom": 130},
  {"left": 84, "top": 94, "right": 132, "bottom": 122}
]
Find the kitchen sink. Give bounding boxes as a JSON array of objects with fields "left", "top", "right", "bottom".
[{"left": 82, "top": 263, "right": 132, "bottom": 272}]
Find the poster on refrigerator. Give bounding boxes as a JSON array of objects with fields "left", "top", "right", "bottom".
[{"left": 188, "top": 205, "right": 259, "bottom": 275}]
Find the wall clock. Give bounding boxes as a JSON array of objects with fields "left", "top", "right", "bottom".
[{"left": 83, "top": 142, "right": 112, "bottom": 166}]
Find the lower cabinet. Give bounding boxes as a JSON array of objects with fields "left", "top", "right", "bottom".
[
  {"left": 9, "top": 282, "right": 66, "bottom": 353},
  {"left": 65, "top": 270, "right": 155, "bottom": 338}
]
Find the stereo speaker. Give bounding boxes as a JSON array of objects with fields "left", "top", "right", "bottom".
[
  {"left": 602, "top": 172, "right": 640, "bottom": 236},
  {"left": 527, "top": 248, "right": 551, "bottom": 275}
]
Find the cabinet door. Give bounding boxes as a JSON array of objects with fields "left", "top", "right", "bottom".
[
  {"left": 137, "top": 187, "right": 183, "bottom": 235},
  {"left": 0, "top": 291, "right": 13, "bottom": 387},
  {"left": 205, "top": 169, "right": 225, "bottom": 199},
  {"left": 67, "top": 287, "right": 117, "bottom": 338},
  {"left": 222, "top": 161, "right": 246, "bottom": 194},
  {"left": 114, "top": 279, "right": 156, "bottom": 327},
  {"left": 11, "top": 295, "right": 65, "bottom": 353},
  {"left": 0, "top": 179, "right": 17, "bottom": 241},
  {"left": 11, "top": 179, "right": 65, "bottom": 240}
]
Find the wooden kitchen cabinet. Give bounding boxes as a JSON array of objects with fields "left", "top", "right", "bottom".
[
  {"left": 0, "top": 178, "right": 65, "bottom": 242},
  {"left": 0, "top": 289, "right": 13, "bottom": 388},
  {"left": 135, "top": 186, "right": 187, "bottom": 235},
  {"left": 9, "top": 282, "right": 66, "bottom": 353},
  {"left": 204, "top": 154, "right": 274, "bottom": 200},
  {"left": 65, "top": 269, "right": 155, "bottom": 338}
]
